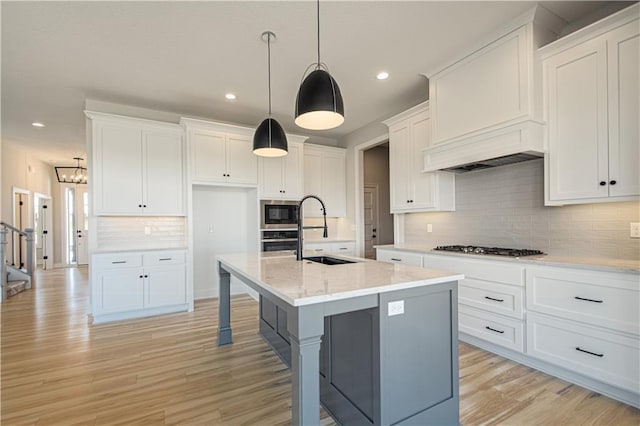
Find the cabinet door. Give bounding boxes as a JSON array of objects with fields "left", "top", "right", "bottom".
[
  {"left": 282, "top": 143, "right": 304, "bottom": 199},
  {"left": 94, "top": 268, "right": 144, "bottom": 314},
  {"left": 410, "top": 114, "right": 436, "bottom": 209},
  {"left": 322, "top": 151, "right": 346, "bottom": 217},
  {"left": 547, "top": 36, "right": 609, "bottom": 201},
  {"left": 227, "top": 134, "right": 258, "bottom": 185},
  {"left": 143, "top": 131, "right": 184, "bottom": 215},
  {"left": 607, "top": 21, "right": 640, "bottom": 198},
  {"left": 95, "top": 122, "right": 143, "bottom": 214},
  {"left": 145, "top": 265, "right": 186, "bottom": 308},
  {"left": 259, "top": 156, "right": 285, "bottom": 199},
  {"left": 304, "top": 149, "right": 323, "bottom": 217},
  {"left": 389, "top": 124, "right": 411, "bottom": 211},
  {"left": 191, "top": 131, "right": 227, "bottom": 183}
]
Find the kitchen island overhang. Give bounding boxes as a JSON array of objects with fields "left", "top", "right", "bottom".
[{"left": 216, "top": 253, "right": 464, "bottom": 426}]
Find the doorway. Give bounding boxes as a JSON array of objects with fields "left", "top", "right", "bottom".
[
  {"left": 34, "top": 193, "right": 53, "bottom": 270},
  {"left": 363, "top": 184, "right": 380, "bottom": 259},
  {"left": 357, "top": 142, "right": 394, "bottom": 258},
  {"left": 63, "top": 186, "right": 88, "bottom": 266}
]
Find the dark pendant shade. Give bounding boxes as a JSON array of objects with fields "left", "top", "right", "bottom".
[
  {"left": 295, "top": 69, "right": 344, "bottom": 130},
  {"left": 253, "top": 117, "right": 288, "bottom": 157}
]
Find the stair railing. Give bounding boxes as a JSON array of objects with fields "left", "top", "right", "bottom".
[
  {"left": 1, "top": 228, "right": 7, "bottom": 303},
  {"left": 0, "top": 222, "right": 34, "bottom": 277}
]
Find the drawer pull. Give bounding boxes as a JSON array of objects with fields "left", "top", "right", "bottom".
[
  {"left": 339, "top": 248, "right": 347, "bottom": 250},
  {"left": 484, "top": 296, "right": 504, "bottom": 303},
  {"left": 485, "top": 326, "right": 505, "bottom": 334},
  {"left": 390, "top": 258, "right": 402, "bottom": 262},
  {"left": 574, "top": 296, "right": 603, "bottom": 304},
  {"left": 576, "top": 347, "right": 604, "bottom": 358},
  {"left": 112, "top": 261, "right": 127, "bottom": 264},
  {"left": 159, "top": 258, "right": 172, "bottom": 261}
]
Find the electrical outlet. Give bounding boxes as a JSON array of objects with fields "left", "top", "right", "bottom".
[
  {"left": 631, "top": 222, "right": 640, "bottom": 238},
  {"left": 427, "top": 224, "right": 433, "bottom": 233},
  {"left": 144, "top": 226, "right": 151, "bottom": 235},
  {"left": 388, "top": 300, "right": 405, "bottom": 316}
]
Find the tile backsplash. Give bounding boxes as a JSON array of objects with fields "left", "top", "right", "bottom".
[
  {"left": 404, "top": 159, "right": 640, "bottom": 260},
  {"left": 96, "top": 216, "right": 186, "bottom": 251}
]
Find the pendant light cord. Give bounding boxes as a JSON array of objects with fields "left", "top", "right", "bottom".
[
  {"left": 267, "top": 33, "right": 272, "bottom": 116},
  {"left": 316, "top": 0, "right": 321, "bottom": 67}
]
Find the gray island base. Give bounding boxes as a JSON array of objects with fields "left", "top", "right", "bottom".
[{"left": 216, "top": 253, "right": 462, "bottom": 426}]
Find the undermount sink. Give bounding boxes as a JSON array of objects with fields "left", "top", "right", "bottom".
[{"left": 303, "top": 256, "right": 358, "bottom": 265}]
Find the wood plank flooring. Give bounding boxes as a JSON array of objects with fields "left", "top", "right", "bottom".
[{"left": 1, "top": 267, "right": 638, "bottom": 425}]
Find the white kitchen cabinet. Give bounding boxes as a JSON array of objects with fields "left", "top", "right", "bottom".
[
  {"left": 89, "top": 113, "right": 185, "bottom": 216},
  {"left": 303, "top": 144, "right": 346, "bottom": 217},
  {"left": 183, "top": 118, "right": 257, "bottom": 186},
  {"left": 375, "top": 248, "right": 423, "bottom": 267},
  {"left": 91, "top": 250, "right": 188, "bottom": 323},
  {"left": 304, "top": 241, "right": 355, "bottom": 256},
  {"left": 423, "top": 252, "right": 526, "bottom": 352},
  {"left": 542, "top": 5, "right": 639, "bottom": 205},
  {"left": 259, "top": 140, "right": 305, "bottom": 200},
  {"left": 383, "top": 102, "right": 455, "bottom": 213}
]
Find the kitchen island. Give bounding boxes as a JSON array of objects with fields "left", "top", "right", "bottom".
[{"left": 216, "top": 252, "right": 464, "bottom": 426}]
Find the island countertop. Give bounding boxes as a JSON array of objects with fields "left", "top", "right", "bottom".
[{"left": 217, "top": 252, "right": 464, "bottom": 307}]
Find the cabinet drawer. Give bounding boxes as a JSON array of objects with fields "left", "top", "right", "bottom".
[
  {"left": 459, "top": 306, "right": 524, "bottom": 353},
  {"left": 305, "top": 243, "right": 329, "bottom": 253},
  {"left": 527, "top": 313, "right": 640, "bottom": 393},
  {"left": 143, "top": 251, "right": 186, "bottom": 266},
  {"left": 376, "top": 250, "right": 423, "bottom": 267},
  {"left": 331, "top": 242, "right": 355, "bottom": 255},
  {"left": 459, "top": 278, "right": 524, "bottom": 319},
  {"left": 92, "top": 253, "right": 143, "bottom": 269},
  {"left": 423, "top": 255, "right": 524, "bottom": 286},
  {"left": 526, "top": 267, "right": 640, "bottom": 334}
]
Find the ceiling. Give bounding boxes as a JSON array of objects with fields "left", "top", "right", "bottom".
[{"left": 1, "top": 1, "right": 631, "bottom": 165}]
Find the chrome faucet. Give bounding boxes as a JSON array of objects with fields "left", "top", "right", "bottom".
[{"left": 296, "top": 195, "right": 328, "bottom": 260}]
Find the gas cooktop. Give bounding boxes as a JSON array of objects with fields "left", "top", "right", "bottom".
[{"left": 434, "top": 245, "right": 544, "bottom": 257}]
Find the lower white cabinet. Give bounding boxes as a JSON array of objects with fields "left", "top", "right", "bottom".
[
  {"left": 305, "top": 241, "right": 355, "bottom": 256},
  {"left": 527, "top": 313, "right": 639, "bottom": 393},
  {"left": 377, "top": 247, "right": 640, "bottom": 406},
  {"left": 376, "top": 248, "right": 423, "bottom": 267},
  {"left": 91, "top": 250, "right": 188, "bottom": 323}
]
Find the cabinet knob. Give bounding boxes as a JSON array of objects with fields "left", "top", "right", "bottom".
[
  {"left": 609, "top": 180, "right": 617, "bottom": 185},
  {"left": 138, "top": 204, "right": 143, "bottom": 207},
  {"left": 144, "top": 274, "right": 148, "bottom": 278},
  {"left": 143, "top": 205, "right": 147, "bottom": 208},
  {"left": 139, "top": 275, "right": 143, "bottom": 278},
  {"left": 599, "top": 181, "right": 606, "bottom": 186}
]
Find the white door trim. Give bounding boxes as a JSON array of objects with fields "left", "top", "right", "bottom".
[{"left": 353, "top": 134, "right": 388, "bottom": 258}]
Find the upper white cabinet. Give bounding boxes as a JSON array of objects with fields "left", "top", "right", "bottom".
[
  {"left": 541, "top": 5, "right": 640, "bottom": 205},
  {"left": 258, "top": 136, "right": 307, "bottom": 200},
  {"left": 422, "top": 7, "right": 562, "bottom": 171},
  {"left": 181, "top": 118, "right": 257, "bottom": 186},
  {"left": 383, "top": 102, "right": 455, "bottom": 213},
  {"left": 303, "top": 144, "right": 346, "bottom": 217},
  {"left": 88, "top": 112, "right": 185, "bottom": 216}
]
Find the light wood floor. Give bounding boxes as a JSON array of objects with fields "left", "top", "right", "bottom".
[{"left": 1, "top": 268, "right": 638, "bottom": 425}]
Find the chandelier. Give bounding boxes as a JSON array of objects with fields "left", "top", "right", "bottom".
[{"left": 55, "top": 157, "right": 87, "bottom": 184}]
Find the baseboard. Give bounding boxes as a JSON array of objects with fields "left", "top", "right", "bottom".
[{"left": 91, "top": 304, "right": 189, "bottom": 324}]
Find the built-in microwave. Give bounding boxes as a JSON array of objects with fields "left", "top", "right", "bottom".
[{"left": 260, "top": 200, "right": 299, "bottom": 229}]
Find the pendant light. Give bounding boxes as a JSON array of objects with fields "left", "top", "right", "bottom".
[
  {"left": 294, "top": 0, "right": 344, "bottom": 130},
  {"left": 253, "top": 31, "right": 288, "bottom": 157}
]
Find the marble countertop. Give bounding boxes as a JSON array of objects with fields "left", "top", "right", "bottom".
[
  {"left": 217, "top": 251, "right": 464, "bottom": 307},
  {"left": 92, "top": 247, "right": 188, "bottom": 254},
  {"left": 375, "top": 244, "right": 640, "bottom": 274}
]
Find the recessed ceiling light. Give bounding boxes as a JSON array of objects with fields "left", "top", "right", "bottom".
[
  {"left": 376, "top": 72, "right": 389, "bottom": 80},
  {"left": 225, "top": 93, "right": 237, "bottom": 100},
  {"left": 32, "top": 122, "right": 46, "bottom": 127}
]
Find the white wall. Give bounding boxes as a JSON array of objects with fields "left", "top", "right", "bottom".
[
  {"left": 192, "top": 186, "right": 259, "bottom": 299},
  {"left": 404, "top": 159, "right": 640, "bottom": 260},
  {"left": 1, "top": 141, "right": 55, "bottom": 227}
]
